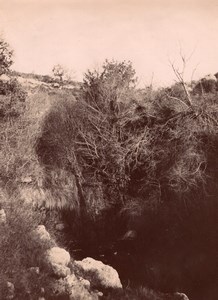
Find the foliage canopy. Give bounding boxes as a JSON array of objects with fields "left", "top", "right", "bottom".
[{"left": 0, "top": 37, "right": 13, "bottom": 75}]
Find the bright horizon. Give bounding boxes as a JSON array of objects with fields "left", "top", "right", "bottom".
[{"left": 1, "top": 0, "right": 218, "bottom": 87}]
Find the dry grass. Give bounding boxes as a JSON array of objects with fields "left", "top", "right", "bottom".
[{"left": 0, "top": 189, "right": 54, "bottom": 299}]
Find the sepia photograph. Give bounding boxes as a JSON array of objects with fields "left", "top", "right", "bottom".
[{"left": 0, "top": 0, "right": 218, "bottom": 299}]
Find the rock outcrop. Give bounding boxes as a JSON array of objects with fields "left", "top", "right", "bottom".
[
  {"left": 3, "top": 223, "right": 190, "bottom": 300},
  {"left": 173, "top": 292, "right": 189, "bottom": 299},
  {"left": 45, "top": 246, "right": 71, "bottom": 278},
  {"left": 30, "top": 225, "right": 123, "bottom": 299},
  {"left": 33, "top": 225, "right": 51, "bottom": 242},
  {"left": 55, "top": 223, "right": 65, "bottom": 231},
  {"left": 74, "top": 257, "right": 122, "bottom": 290}
]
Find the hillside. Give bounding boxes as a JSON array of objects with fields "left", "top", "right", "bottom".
[{"left": 1, "top": 60, "right": 218, "bottom": 300}]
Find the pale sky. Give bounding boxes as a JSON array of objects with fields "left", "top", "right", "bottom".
[{"left": 0, "top": 0, "right": 218, "bottom": 87}]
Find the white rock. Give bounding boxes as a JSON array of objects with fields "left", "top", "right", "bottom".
[
  {"left": 65, "top": 274, "right": 97, "bottom": 300},
  {"left": 79, "top": 278, "right": 91, "bottom": 289},
  {"left": 46, "top": 247, "right": 71, "bottom": 266},
  {"left": 29, "top": 267, "right": 40, "bottom": 274},
  {"left": 44, "top": 246, "right": 71, "bottom": 278},
  {"left": 0, "top": 209, "right": 6, "bottom": 224},
  {"left": 0, "top": 74, "right": 10, "bottom": 82},
  {"left": 34, "top": 225, "right": 51, "bottom": 242},
  {"left": 49, "top": 263, "right": 71, "bottom": 278},
  {"left": 174, "top": 292, "right": 189, "bottom": 300},
  {"left": 20, "top": 176, "right": 32, "bottom": 183},
  {"left": 74, "top": 257, "right": 122, "bottom": 290},
  {"left": 53, "top": 82, "right": 60, "bottom": 88},
  {"left": 55, "top": 223, "right": 65, "bottom": 231},
  {"left": 6, "top": 281, "right": 15, "bottom": 300},
  {"left": 66, "top": 274, "right": 91, "bottom": 289},
  {"left": 65, "top": 274, "right": 78, "bottom": 286}
]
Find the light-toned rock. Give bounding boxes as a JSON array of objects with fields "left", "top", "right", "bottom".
[
  {"left": 174, "top": 292, "right": 189, "bottom": 300},
  {"left": 121, "top": 229, "right": 137, "bottom": 240},
  {"left": 46, "top": 247, "right": 71, "bottom": 266},
  {"left": 0, "top": 74, "right": 10, "bottom": 82},
  {"left": 79, "top": 278, "right": 91, "bottom": 289},
  {"left": 33, "top": 225, "right": 51, "bottom": 242},
  {"left": 20, "top": 176, "right": 32, "bottom": 183},
  {"left": 65, "top": 274, "right": 78, "bottom": 286},
  {"left": 55, "top": 223, "right": 65, "bottom": 231},
  {"left": 5, "top": 281, "right": 15, "bottom": 300},
  {"left": 74, "top": 257, "right": 122, "bottom": 290},
  {"left": 45, "top": 247, "right": 71, "bottom": 278},
  {"left": 53, "top": 82, "right": 60, "bottom": 88},
  {"left": 49, "top": 263, "right": 71, "bottom": 278},
  {"left": 55, "top": 275, "right": 98, "bottom": 300},
  {"left": 29, "top": 267, "right": 40, "bottom": 275},
  {"left": 0, "top": 209, "right": 6, "bottom": 224}
]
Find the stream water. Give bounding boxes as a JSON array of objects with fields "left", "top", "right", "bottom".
[{"left": 69, "top": 238, "right": 218, "bottom": 300}]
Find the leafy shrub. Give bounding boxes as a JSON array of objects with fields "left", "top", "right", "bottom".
[
  {"left": 0, "top": 78, "right": 27, "bottom": 118},
  {"left": 33, "top": 61, "right": 218, "bottom": 298},
  {"left": 0, "top": 37, "right": 13, "bottom": 75},
  {"left": 35, "top": 61, "right": 218, "bottom": 242},
  {"left": 35, "top": 61, "right": 138, "bottom": 214}
]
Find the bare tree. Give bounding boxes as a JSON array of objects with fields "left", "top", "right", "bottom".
[{"left": 169, "top": 53, "right": 194, "bottom": 109}]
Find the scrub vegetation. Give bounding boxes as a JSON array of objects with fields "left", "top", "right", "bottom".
[{"left": 1, "top": 37, "right": 218, "bottom": 299}]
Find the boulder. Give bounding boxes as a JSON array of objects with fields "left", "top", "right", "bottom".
[
  {"left": 74, "top": 257, "right": 122, "bottom": 290},
  {"left": 45, "top": 247, "right": 71, "bottom": 278},
  {"left": 79, "top": 278, "right": 91, "bottom": 289},
  {"left": 20, "top": 176, "right": 32, "bottom": 184},
  {"left": 52, "top": 82, "right": 60, "bottom": 88},
  {"left": 49, "top": 263, "right": 71, "bottom": 278},
  {"left": 33, "top": 225, "right": 51, "bottom": 242},
  {"left": 29, "top": 267, "right": 40, "bottom": 275},
  {"left": 174, "top": 292, "right": 189, "bottom": 300},
  {"left": 46, "top": 247, "right": 71, "bottom": 266},
  {"left": 55, "top": 223, "right": 65, "bottom": 231},
  {"left": 65, "top": 274, "right": 98, "bottom": 300}
]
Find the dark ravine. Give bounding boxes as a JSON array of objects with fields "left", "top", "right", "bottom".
[{"left": 68, "top": 234, "right": 218, "bottom": 300}]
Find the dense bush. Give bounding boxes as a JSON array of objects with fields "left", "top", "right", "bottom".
[
  {"left": 0, "top": 78, "right": 27, "bottom": 117},
  {"left": 0, "top": 37, "right": 13, "bottom": 75},
  {"left": 0, "top": 54, "right": 217, "bottom": 297},
  {"left": 35, "top": 60, "right": 218, "bottom": 223},
  {"left": 0, "top": 38, "right": 27, "bottom": 118},
  {"left": 33, "top": 60, "right": 218, "bottom": 297},
  {"left": 35, "top": 61, "right": 138, "bottom": 215}
]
